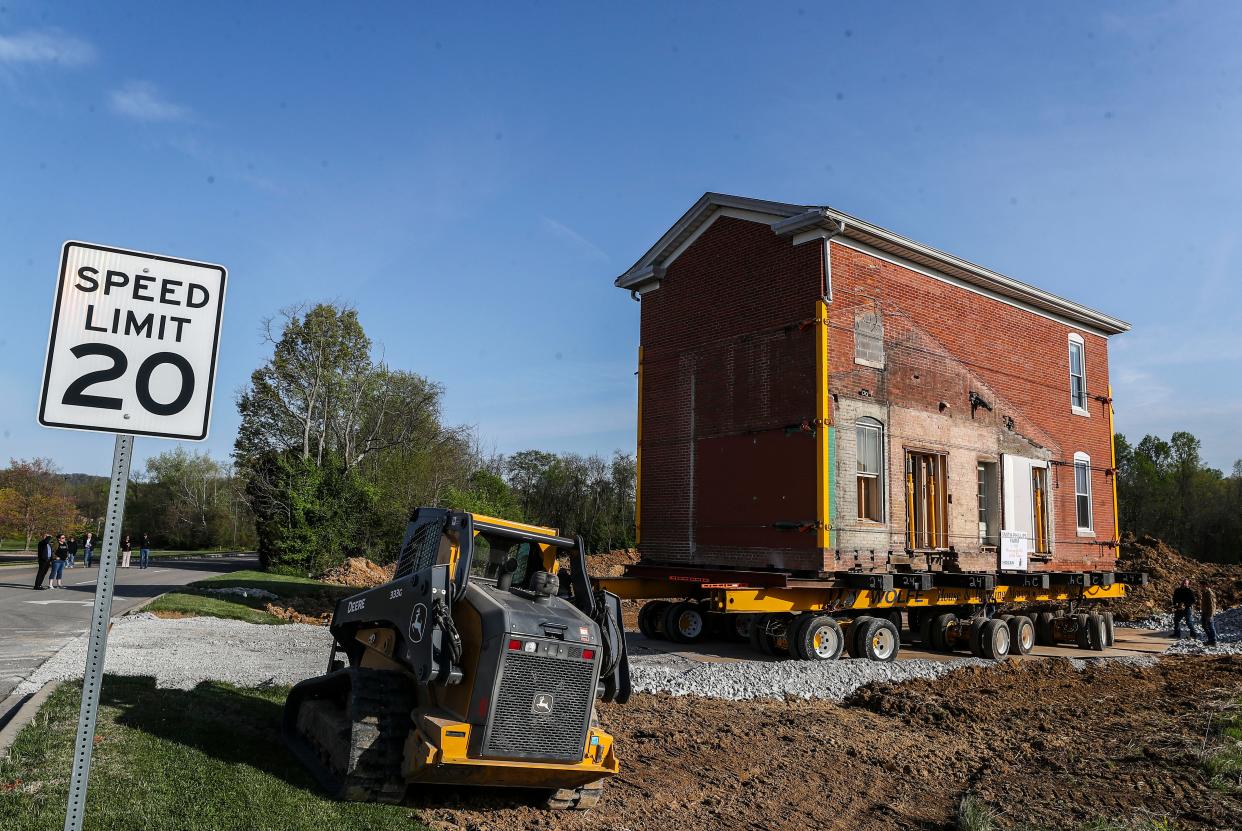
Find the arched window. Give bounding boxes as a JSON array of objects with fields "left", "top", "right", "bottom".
[
  {"left": 1073, "top": 452, "right": 1093, "bottom": 531},
  {"left": 856, "top": 418, "right": 884, "bottom": 522}
]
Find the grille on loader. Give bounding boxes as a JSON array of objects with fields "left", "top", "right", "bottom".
[{"left": 483, "top": 650, "right": 595, "bottom": 763}]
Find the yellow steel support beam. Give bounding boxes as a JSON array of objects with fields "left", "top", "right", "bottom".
[{"left": 712, "top": 582, "right": 1126, "bottom": 614}]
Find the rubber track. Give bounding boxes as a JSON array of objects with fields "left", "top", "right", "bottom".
[{"left": 285, "top": 667, "right": 415, "bottom": 804}]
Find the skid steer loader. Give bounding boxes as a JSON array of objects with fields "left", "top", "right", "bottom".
[{"left": 283, "top": 508, "right": 631, "bottom": 810}]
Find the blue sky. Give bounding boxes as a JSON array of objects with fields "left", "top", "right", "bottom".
[{"left": 1, "top": 1, "right": 1240, "bottom": 475}]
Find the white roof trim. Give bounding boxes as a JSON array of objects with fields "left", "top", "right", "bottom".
[{"left": 615, "top": 193, "right": 1131, "bottom": 336}]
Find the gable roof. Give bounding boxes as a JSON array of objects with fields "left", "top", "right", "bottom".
[{"left": 615, "top": 192, "right": 1130, "bottom": 336}]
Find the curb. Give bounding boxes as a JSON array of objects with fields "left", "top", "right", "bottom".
[{"left": 0, "top": 681, "right": 61, "bottom": 755}]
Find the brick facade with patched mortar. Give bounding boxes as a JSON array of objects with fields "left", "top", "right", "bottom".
[{"left": 636, "top": 213, "right": 1119, "bottom": 574}]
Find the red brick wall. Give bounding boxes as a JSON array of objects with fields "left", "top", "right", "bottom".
[
  {"left": 639, "top": 216, "right": 825, "bottom": 569},
  {"left": 828, "top": 242, "right": 1116, "bottom": 570},
  {"left": 637, "top": 214, "right": 1119, "bottom": 573}
]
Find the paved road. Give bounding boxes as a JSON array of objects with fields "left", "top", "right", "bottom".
[{"left": 0, "top": 554, "right": 255, "bottom": 698}]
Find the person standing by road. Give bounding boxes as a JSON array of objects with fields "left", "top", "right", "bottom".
[
  {"left": 67, "top": 535, "right": 78, "bottom": 568},
  {"left": 139, "top": 533, "right": 152, "bottom": 569},
  {"left": 1172, "top": 578, "right": 1198, "bottom": 639},
  {"left": 83, "top": 532, "right": 94, "bottom": 568},
  {"left": 1201, "top": 580, "right": 1219, "bottom": 647},
  {"left": 120, "top": 535, "right": 132, "bottom": 568},
  {"left": 51, "top": 534, "right": 69, "bottom": 588},
  {"left": 33, "top": 533, "right": 53, "bottom": 590}
]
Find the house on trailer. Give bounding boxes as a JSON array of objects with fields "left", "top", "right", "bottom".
[{"left": 617, "top": 193, "right": 1130, "bottom": 576}]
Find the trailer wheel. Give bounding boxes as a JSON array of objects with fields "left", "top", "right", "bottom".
[
  {"left": 968, "top": 617, "right": 986, "bottom": 657},
  {"left": 638, "top": 601, "right": 669, "bottom": 639},
  {"left": 1008, "top": 615, "right": 1035, "bottom": 655},
  {"left": 1101, "top": 611, "right": 1115, "bottom": 647},
  {"left": 930, "top": 612, "right": 958, "bottom": 652},
  {"left": 749, "top": 613, "right": 784, "bottom": 656},
  {"left": 792, "top": 615, "right": 844, "bottom": 661},
  {"left": 999, "top": 613, "right": 1014, "bottom": 623},
  {"left": 858, "top": 618, "right": 900, "bottom": 662},
  {"left": 907, "top": 608, "right": 923, "bottom": 637},
  {"left": 1074, "top": 613, "right": 1091, "bottom": 649},
  {"left": 663, "top": 601, "right": 705, "bottom": 644},
  {"left": 884, "top": 609, "right": 904, "bottom": 638},
  {"left": 731, "top": 614, "right": 755, "bottom": 642},
  {"left": 1035, "top": 611, "right": 1055, "bottom": 646},
  {"left": 979, "top": 619, "right": 1011, "bottom": 659},
  {"left": 917, "top": 611, "right": 936, "bottom": 646},
  {"left": 844, "top": 616, "right": 873, "bottom": 659},
  {"left": 1087, "top": 612, "right": 1107, "bottom": 652}
]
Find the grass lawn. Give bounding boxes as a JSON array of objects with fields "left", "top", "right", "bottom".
[
  {"left": 142, "top": 570, "right": 353, "bottom": 625},
  {"left": 0, "top": 677, "right": 429, "bottom": 831}
]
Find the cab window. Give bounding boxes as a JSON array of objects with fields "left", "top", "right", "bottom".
[{"left": 469, "top": 535, "right": 535, "bottom": 586}]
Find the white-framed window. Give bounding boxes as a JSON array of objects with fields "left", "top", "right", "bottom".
[
  {"left": 854, "top": 310, "right": 884, "bottom": 368},
  {"left": 1074, "top": 451, "right": 1093, "bottom": 531},
  {"left": 1068, "top": 334, "right": 1088, "bottom": 414},
  {"left": 856, "top": 418, "right": 884, "bottom": 522}
]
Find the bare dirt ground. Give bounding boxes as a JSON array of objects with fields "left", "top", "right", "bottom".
[
  {"left": 1106, "top": 535, "right": 1242, "bottom": 620},
  {"left": 415, "top": 655, "right": 1242, "bottom": 831}
]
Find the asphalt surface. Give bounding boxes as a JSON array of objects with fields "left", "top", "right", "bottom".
[{"left": 0, "top": 554, "right": 255, "bottom": 699}]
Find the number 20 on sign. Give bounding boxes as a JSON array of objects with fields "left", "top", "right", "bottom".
[{"left": 39, "top": 242, "right": 227, "bottom": 441}]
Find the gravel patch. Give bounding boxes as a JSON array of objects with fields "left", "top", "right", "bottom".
[
  {"left": 12, "top": 613, "right": 1167, "bottom": 702},
  {"left": 629, "top": 651, "right": 990, "bottom": 701},
  {"left": 14, "top": 613, "right": 333, "bottom": 695},
  {"left": 1166, "top": 604, "right": 1242, "bottom": 656}
]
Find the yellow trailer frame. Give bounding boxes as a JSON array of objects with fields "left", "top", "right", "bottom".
[{"left": 596, "top": 575, "right": 1126, "bottom": 614}]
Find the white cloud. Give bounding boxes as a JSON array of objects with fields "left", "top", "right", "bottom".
[
  {"left": 541, "top": 216, "right": 609, "bottom": 261},
  {"left": 0, "top": 29, "right": 95, "bottom": 66},
  {"left": 109, "top": 81, "right": 191, "bottom": 122}
]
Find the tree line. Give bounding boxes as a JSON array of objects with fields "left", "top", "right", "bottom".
[{"left": 1115, "top": 431, "right": 1242, "bottom": 563}]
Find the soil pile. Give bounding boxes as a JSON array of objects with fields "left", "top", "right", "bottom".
[
  {"left": 591, "top": 548, "right": 640, "bottom": 578},
  {"left": 413, "top": 655, "right": 1242, "bottom": 831},
  {"left": 1108, "top": 535, "right": 1242, "bottom": 619},
  {"left": 318, "top": 557, "right": 395, "bottom": 588},
  {"left": 263, "top": 600, "right": 332, "bottom": 625}
]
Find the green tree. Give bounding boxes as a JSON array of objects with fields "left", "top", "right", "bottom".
[{"left": 0, "top": 458, "right": 79, "bottom": 550}]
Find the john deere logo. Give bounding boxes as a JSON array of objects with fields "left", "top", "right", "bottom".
[
  {"left": 531, "top": 693, "right": 554, "bottom": 715},
  {"left": 409, "top": 603, "right": 428, "bottom": 643}
]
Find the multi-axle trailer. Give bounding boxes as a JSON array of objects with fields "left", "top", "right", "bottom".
[{"left": 596, "top": 563, "right": 1148, "bottom": 662}]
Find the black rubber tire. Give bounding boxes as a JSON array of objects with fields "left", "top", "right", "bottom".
[
  {"left": 792, "top": 614, "right": 844, "bottom": 661},
  {"left": 733, "top": 614, "right": 754, "bottom": 642},
  {"left": 930, "top": 612, "right": 958, "bottom": 652},
  {"left": 980, "top": 618, "right": 1012, "bottom": 659},
  {"left": 968, "top": 617, "right": 987, "bottom": 657},
  {"left": 999, "top": 613, "right": 1014, "bottom": 623},
  {"left": 1008, "top": 615, "right": 1035, "bottom": 655},
  {"left": 1074, "top": 613, "right": 1091, "bottom": 649},
  {"left": 1087, "top": 612, "right": 1107, "bottom": 652},
  {"left": 857, "top": 617, "right": 900, "bottom": 662},
  {"left": 885, "top": 609, "right": 904, "bottom": 638},
  {"left": 749, "top": 613, "right": 779, "bottom": 656},
  {"left": 844, "top": 616, "right": 874, "bottom": 659},
  {"left": 638, "top": 600, "right": 669, "bottom": 639},
  {"left": 1102, "top": 611, "right": 1116, "bottom": 647},
  {"left": 663, "top": 601, "right": 706, "bottom": 644},
  {"left": 1035, "top": 611, "right": 1055, "bottom": 646},
  {"left": 907, "top": 608, "right": 923, "bottom": 638}
]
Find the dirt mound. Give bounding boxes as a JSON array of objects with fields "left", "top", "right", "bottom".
[
  {"left": 592, "top": 548, "right": 640, "bottom": 578},
  {"left": 412, "top": 655, "right": 1242, "bottom": 831},
  {"left": 264, "top": 599, "right": 332, "bottom": 625},
  {"left": 318, "top": 556, "right": 395, "bottom": 588},
  {"left": 1106, "top": 535, "right": 1242, "bottom": 619}
]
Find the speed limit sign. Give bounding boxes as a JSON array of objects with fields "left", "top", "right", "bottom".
[{"left": 38, "top": 241, "right": 227, "bottom": 441}]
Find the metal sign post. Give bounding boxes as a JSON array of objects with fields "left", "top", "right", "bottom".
[
  {"left": 63, "top": 434, "right": 133, "bottom": 831},
  {"left": 35, "top": 241, "right": 226, "bottom": 831}
]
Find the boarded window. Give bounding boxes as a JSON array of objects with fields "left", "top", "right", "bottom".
[
  {"left": 905, "top": 451, "right": 947, "bottom": 549},
  {"left": 856, "top": 420, "right": 883, "bottom": 522},
  {"left": 854, "top": 310, "right": 884, "bottom": 368}
]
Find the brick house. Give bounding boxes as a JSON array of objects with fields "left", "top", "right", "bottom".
[{"left": 617, "top": 193, "right": 1130, "bottom": 576}]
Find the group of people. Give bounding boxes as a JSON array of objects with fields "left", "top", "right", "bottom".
[
  {"left": 1172, "top": 578, "right": 1219, "bottom": 646},
  {"left": 32, "top": 532, "right": 153, "bottom": 590}
]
